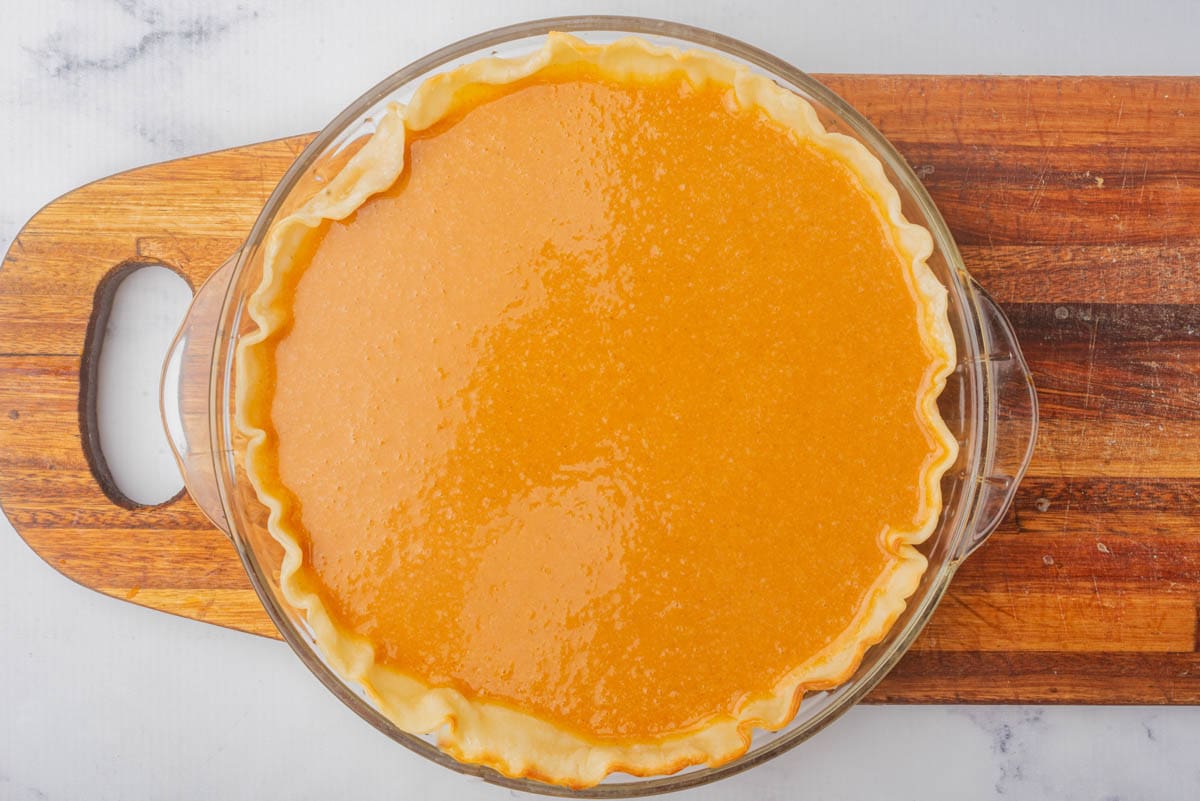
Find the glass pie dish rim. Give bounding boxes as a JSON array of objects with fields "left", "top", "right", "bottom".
[{"left": 170, "top": 14, "right": 1039, "bottom": 797}]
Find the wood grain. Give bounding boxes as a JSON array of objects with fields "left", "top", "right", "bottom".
[{"left": 2, "top": 76, "right": 1198, "bottom": 704}]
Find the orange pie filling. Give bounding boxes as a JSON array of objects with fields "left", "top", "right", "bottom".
[{"left": 237, "top": 33, "right": 956, "bottom": 787}]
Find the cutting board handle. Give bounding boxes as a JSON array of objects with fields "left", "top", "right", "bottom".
[
  {"left": 77, "top": 251, "right": 239, "bottom": 533},
  {"left": 78, "top": 260, "right": 195, "bottom": 513},
  {"left": 158, "top": 252, "right": 240, "bottom": 536}
]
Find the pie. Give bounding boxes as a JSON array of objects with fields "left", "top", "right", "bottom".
[{"left": 236, "top": 32, "right": 957, "bottom": 788}]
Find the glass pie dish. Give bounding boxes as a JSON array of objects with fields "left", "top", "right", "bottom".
[{"left": 160, "top": 16, "right": 1039, "bottom": 797}]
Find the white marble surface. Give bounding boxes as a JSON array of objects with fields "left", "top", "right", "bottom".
[{"left": 2, "top": 2, "right": 1199, "bottom": 799}]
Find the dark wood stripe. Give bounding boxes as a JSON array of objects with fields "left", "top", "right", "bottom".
[
  {"left": 872, "top": 651, "right": 1200, "bottom": 704},
  {"left": 1010, "top": 303, "right": 1200, "bottom": 346},
  {"left": 1011, "top": 476, "right": 1200, "bottom": 514},
  {"left": 958, "top": 537, "right": 1200, "bottom": 593},
  {"left": 1009, "top": 304, "right": 1200, "bottom": 423}
]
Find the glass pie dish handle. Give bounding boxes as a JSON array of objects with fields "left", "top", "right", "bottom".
[
  {"left": 955, "top": 277, "right": 1039, "bottom": 562},
  {"left": 160, "top": 252, "right": 239, "bottom": 537}
]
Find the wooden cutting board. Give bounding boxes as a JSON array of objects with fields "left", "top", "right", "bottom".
[{"left": 2, "top": 76, "right": 1197, "bottom": 704}]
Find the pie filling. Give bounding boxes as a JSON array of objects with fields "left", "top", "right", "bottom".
[{"left": 237, "top": 32, "right": 957, "bottom": 787}]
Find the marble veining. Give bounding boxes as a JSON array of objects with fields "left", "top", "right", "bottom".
[
  {"left": 1, "top": 2, "right": 1199, "bottom": 800},
  {"left": 960, "top": 708, "right": 1048, "bottom": 795},
  {"left": 29, "top": 2, "right": 251, "bottom": 80}
]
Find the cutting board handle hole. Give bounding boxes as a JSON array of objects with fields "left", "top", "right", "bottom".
[{"left": 79, "top": 263, "right": 194, "bottom": 508}]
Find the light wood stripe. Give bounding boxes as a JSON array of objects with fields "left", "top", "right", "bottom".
[
  {"left": 99, "top": 587, "right": 278, "bottom": 638},
  {"left": 965, "top": 245, "right": 1200, "bottom": 305},
  {"left": 822, "top": 75, "right": 1200, "bottom": 149},
  {"left": 1027, "top": 419, "right": 1200, "bottom": 479},
  {"left": 913, "top": 591, "right": 1197, "bottom": 653}
]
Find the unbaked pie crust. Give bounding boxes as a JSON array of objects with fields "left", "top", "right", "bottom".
[{"left": 236, "top": 32, "right": 957, "bottom": 788}]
